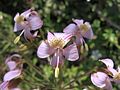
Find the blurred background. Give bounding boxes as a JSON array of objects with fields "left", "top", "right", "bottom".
[{"left": 0, "top": 0, "right": 120, "bottom": 90}]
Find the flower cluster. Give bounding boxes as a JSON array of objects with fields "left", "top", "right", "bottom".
[
  {"left": 12, "top": 9, "right": 94, "bottom": 78},
  {"left": 91, "top": 59, "right": 120, "bottom": 90},
  {"left": 0, "top": 54, "right": 23, "bottom": 90}
]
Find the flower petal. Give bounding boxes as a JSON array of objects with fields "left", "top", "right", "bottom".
[
  {"left": 63, "top": 43, "right": 79, "bottom": 61},
  {"left": 37, "top": 41, "right": 55, "bottom": 58},
  {"left": 82, "top": 22, "right": 94, "bottom": 39},
  {"left": 11, "top": 88, "right": 21, "bottom": 90},
  {"left": 91, "top": 72, "right": 109, "bottom": 88},
  {"left": 4, "top": 69, "right": 21, "bottom": 81},
  {"left": 6, "top": 61, "right": 17, "bottom": 70},
  {"left": 14, "top": 23, "right": 24, "bottom": 32},
  {"left": 50, "top": 51, "right": 64, "bottom": 68},
  {"left": 63, "top": 23, "right": 78, "bottom": 35},
  {"left": 21, "top": 9, "right": 32, "bottom": 18},
  {"left": 99, "top": 59, "right": 114, "bottom": 68},
  {"left": 24, "top": 28, "right": 34, "bottom": 41},
  {"left": 73, "top": 19, "right": 83, "bottom": 27},
  {"left": 28, "top": 11, "right": 43, "bottom": 30},
  {"left": 0, "top": 81, "right": 9, "bottom": 90}
]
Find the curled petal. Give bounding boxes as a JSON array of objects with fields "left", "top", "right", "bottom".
[
  {"left": 82, "top": 22, "right": 94, "bottom": 39},
  {"left": 91, "top": 72, "right": 110, "bottom": 88},
  {"left": 63, "top": 23, "right": 78, "bottom": 35},
  {"left": 6, "top": 61, "right": 17, "bottom": 70},
  {"left": 63, "top": 43, "right": 79, "bottom": 61},
  {"left": 4, "top": 69, "right": 21, "bottom": 81},
  {"left": 73, "top": 19, "right": 83, "bottom": 26},
  {"left": 27, "top": 11, "right": 43, "bottom": 30},
  {"left": 21, "top": 9, "right": 32, "bottom": 18},
  {"left": 99, "top": 59, "right": 114, "bottom": 68},
  {"left": 37, "top": 41, "right": 55, "bottom": 58}
]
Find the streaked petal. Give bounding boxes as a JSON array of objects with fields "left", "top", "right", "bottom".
[
  {"left": 37, "top": 41, "right": 55, "bottom": 58},
  {"left": 4, "top": 69, "right": 21, "bottom": 81},
  {"left": 53, "top": 33, "right": 72, "bottom": 45},
  {"left": 91, "top": 72, "right": 108, "bottom": 88},
  {"left": 0, "top": 81, "right": 9, "bottom": 90},
  {"left": 50, "top": 51, "right": 64, "bottom": 68},
  {"left": 75, "top": 34, "right": 84, "bottom": 45},
  {"left": 99, "top": 59, "right": 114, "bottom": 68},
  {"left": 24, "top": 28, "right": 34, "bottom": 41},
  {"left": 63, "top": 43, "right": 79, "bottom": 61},
  {"left": 63, "top": 23, "right": 78, "bottom": 35},
  {"left": 47, "top": 32, "right": 55, "bottom": 42}
]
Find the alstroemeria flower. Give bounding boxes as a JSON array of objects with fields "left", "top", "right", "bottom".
[
  {"left": 14, "top": 8, "right": 43, "bottom": 43},
  {"left": 100, "top": 59, "right": 120, "bottom": 84},
  {"left": 63, "top": 19, "right": 93, "bottom": 50},
  {"left": 37, "top": 32, "right": 79, "bottom": 78},
  {"left": 91, "top": 72, "right": 112, "bottom": 90}
]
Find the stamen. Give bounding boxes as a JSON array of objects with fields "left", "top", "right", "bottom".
[
  {"left": 55, "top": 49, "right": 60, "bottom": 78},
  {"left": 14, "top": 30, "right": 25, "bottom": 44}
]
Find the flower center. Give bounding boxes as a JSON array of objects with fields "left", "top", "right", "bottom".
[
  {"left": 49, "top": 38, "right": 65, "bottom": 49},
  {"left": 79, "top": 24, "right": 89, "bottom": 34},
  {"left": 114, "top": 73, "right": 120, "bottom": 80},
  {"left": 15, "top": 15, "right": 25, "bottom": 24}
]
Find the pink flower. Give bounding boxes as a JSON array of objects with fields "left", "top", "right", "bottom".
[
  {"left": 0, "top": 54, "right": 22, "bottom": 90},
  {"left": 63, "top": 19, "right": 93, "bottom": 46},
  {"left": 14, "top": 9, "right": 43, "bottom": 43},
  {"left": 37, "top": 32, "right": 79, "bottom": 77},
  {"left": 91, "top": 72, "right": 112, "bottom": 90},
  {"left": 100, "top": 59, "right": 120, "bottom": 84}
]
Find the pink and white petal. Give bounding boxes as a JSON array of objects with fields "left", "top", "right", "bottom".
[
  {"left": 53, "top": 33, "right": 72, "bottom": 45},
  {"left": 6, "top": 61, "right": 17, "bottom": 70},
  {"left": 37, "top": 41, "right": 55, "bottom": 58},
  {"left": 82, "top": 26, "right": 94, "bottom": 39},
  {"left": 107, "top": 67, "right": 117, "bottom": 76},
  {"left": 75, "top": 34, "right": 84, "bottom": 45},
  {"left": 21, "top": 9, "right": 32, "bottom": 18},
  {"left": 0, "top": 81, "right": 9, "bottom": 90},
  {"left": 117, "top": 66, "right": 120, "bottom": 73},
  {"left": 47, "top": 32, "right": 55, "bottom": 42},
  {"left": 63, "top": 43, "right": 79, "bottom": 61},
  {"left": 99, "top": 59, "right": 114, "bottom": 68},
  {"left": 91, "top": 72, "right": 108, "bottom": 88},
  {"left": 28, "top": 14, "right": 43, "bottom": 30},
  {"left": 24, "top": 28, "right": 35, "bottom": 41},
  {"left": 4, "top": 69, "right": 21, "bottom": 81},
  {"left": 14, "top": 23, "right": 24, "bottom": 32},
  {"left": 63, "top": 23, "right": 78, "bottom": 35},
  {"left": 14, "top": 13, "right": 20, "bottom": 21},
  {"left": 50, "top": 51, "right": 64, "bottom": 68},
  {"left": 73, "top": 19, "right": 83, "bottom": 27},
  {"left": 103, "top": 78, "right": 112, "bottom": 90}
]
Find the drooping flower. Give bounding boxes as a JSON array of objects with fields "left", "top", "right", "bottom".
[
  {"left": 0, "top": 54, "right": 23, "bottom": 90},
  {"left": 91, "top": 72, "right": 112, "bottom": 90},
  {"left": 14, "top": 8, "right": 43, "bottom": 44},
  {"left": 37, "top": 32, "right": 79, "bottom": 78},
  {"left": 63, "top": 19, "right": 94, "bottom": 52},
  {"left": 100, "top": 59, "right": 120, "bottom": 84}
]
